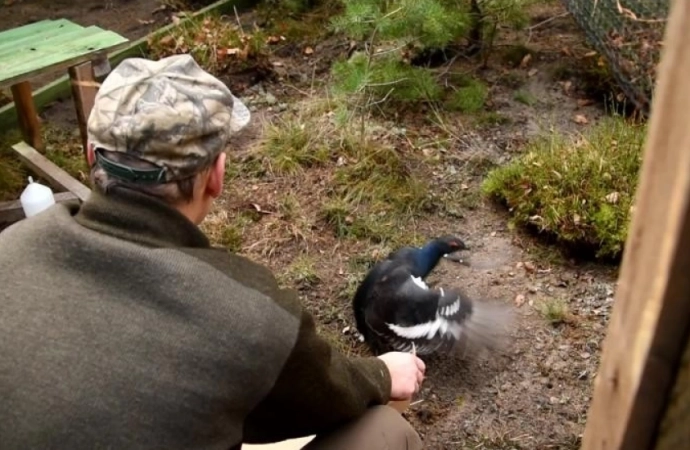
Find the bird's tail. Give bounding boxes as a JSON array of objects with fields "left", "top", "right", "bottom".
[{"left": 451, "top": 297, "right": 516, "bottom": 359}]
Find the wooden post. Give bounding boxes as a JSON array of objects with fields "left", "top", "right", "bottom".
[
  {"left": 581, "top": 1, "right": 690, "bottom": 450},
  {"left": 68, "top": 61, "right": 99, "bottom": 160},
  {"left": 10, "top": 81, "right": 43, "bottom": 152}
]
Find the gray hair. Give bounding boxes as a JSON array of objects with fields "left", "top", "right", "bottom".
[{"left": 89, "top": 149, "right": 198, "bottom": 204}]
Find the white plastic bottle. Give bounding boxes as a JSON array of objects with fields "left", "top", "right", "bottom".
[{"left": 20, "top": 176, "right": 56, "bottom": 218}]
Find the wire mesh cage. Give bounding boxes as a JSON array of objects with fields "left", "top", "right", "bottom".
[{"left": 561, "top": 0, "right": 669, "bottom": 115}]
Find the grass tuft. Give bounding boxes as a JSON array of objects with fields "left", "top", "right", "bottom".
[
  {"left": 482, "top": 115, "right": 646, "bottom": 260},
  {"left": 536, "top": 298, "right": 571, "bottom": 326},
  {"left": 260, "top": 116, "right": 331, "bottom": 176},
  {"left": 252, "top": 98, "right": 430, "bottom": 246},
  {"left": 279, "top": 254, "right": 321, "bottom": 289}
]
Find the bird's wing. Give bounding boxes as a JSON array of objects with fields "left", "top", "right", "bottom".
[
  {"left": 385, "top": 246, "right": 417, "bottom": 262},
  {"left": 371, "top": 264, "right": 473, "bottom": 343}
]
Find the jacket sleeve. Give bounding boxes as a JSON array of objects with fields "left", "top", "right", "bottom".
[{"left": 241, "top": 301, "right": 392, "bottom": 444}]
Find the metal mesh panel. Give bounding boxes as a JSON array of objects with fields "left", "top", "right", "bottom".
[{"left": 561, "top": 0, "right": 669, "bottom": 115}]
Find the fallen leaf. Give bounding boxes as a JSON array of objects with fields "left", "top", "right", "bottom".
[
  {"left": 460, "top": 183, "right": 469, "bottom": 190},
  {"left": 515, "top": 294, "right": 526, "bottom": 307},
  {"left": 519, "top": 53, "right": 532, "bottom": 68},
  {"left": 528, "top": 68, "right": 538, "bottom": 77},
  {"left": 304, "top": 46, "right": 314, "bottom": 55},
  {"left": 158, "top": 35, "right": 175, "bottom": 46},
  {"left": 217, "top": 48, "right": 242, "bottom": 57},
  {"left": 573, "top": 213, "right": 581, "bottom": 225},
  {"left": 524, "top": 261, "right": 536, "bottom": 273},
  {"left": 561, "top": 47, "right": 572, "bottom": 57},
  {"left": 171, "top": 15, "right": 181, "bottom": 25},
  {"left": 577, "top": 98, "right": 594, "bottom": 107},
  {"left": 266, "top": 35, "right": 281, "bottom": 44},
  {"left": 584, "top": 50, "right": 597, "bottom": 57},
  {"left": 573, "top": 114, "right": 588, "bottom": 124},
  {"left": 562, "top": 80, "right": 572, "bottom": 94},
  {"left": 605, "top": 192, "right": 620, "bottom": 204}
]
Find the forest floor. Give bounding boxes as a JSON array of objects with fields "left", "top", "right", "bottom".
[{"left": 0, "top": 1, "right": 626, "bottom": 448}]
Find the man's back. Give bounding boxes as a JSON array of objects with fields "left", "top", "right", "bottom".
[{"left": 0, "top": 192, "right": 302, "bottom": 449}]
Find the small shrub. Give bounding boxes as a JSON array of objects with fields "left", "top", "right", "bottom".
[
  {"left": 331, "top": 51, "right": 443, "bottom": 107},
  {"left": 445, "top": 77, "right": 488, "bottom": 112},
  {"left": 482, "top": 115, "right": 646, "bottom": 260}
]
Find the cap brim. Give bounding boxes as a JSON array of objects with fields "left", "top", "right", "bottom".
[{"left": 230, "top": 94, "right": 251, "bottom": 133}]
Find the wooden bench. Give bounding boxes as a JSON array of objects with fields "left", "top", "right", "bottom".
[{"left": 0, "top": 19, "right": 129, "bottom": 223}]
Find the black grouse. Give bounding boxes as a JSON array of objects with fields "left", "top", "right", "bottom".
[{"left": 352, "top": 235, "right": 512, "bottom": 356}]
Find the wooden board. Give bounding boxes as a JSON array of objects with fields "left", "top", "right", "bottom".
[
  {"left": 0, "top": 192, "right": 79, "bottom": 224},
  {"left": 580, "top": 0, "right": 690, "bottom": 449},
  {"left": 12, "top": 142, "right": 91, "bottom": 203},
  {"left": 0, "top": 19, "right": 82, "bottom": 58},
  {"left": 0, "top": 20, "right": 129, "bottom": 89}
]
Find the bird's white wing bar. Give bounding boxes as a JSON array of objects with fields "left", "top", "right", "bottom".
[
  {"left": 386, "top": 313, "right": 462, "bottom": 340},
  {"left": 410, "top": 275, "right": 428, "bottom": 290}
]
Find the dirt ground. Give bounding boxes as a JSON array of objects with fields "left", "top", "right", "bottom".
[{"left": 1, "top": 1, "right": 623, "bottom": 449}]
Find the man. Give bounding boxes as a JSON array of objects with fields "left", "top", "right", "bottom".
[{"left": 0, "top": 54, "right": 425, "bottom": 449}]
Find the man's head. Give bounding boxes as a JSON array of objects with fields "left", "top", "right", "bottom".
[{"left": 86, "top": 54, "right": 250, "bottom": 224}]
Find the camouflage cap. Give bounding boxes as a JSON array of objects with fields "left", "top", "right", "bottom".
[{"left": 87, "top": 54, "right": 250, "bottom": 183}]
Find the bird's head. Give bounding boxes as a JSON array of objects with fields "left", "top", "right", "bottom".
[{"left": 435, "top": 235, "right": 468, "bottom": 256}]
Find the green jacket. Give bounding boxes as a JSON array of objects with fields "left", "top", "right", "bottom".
[{"left": 0, "top": 187, "right": 391, "bottom": 449}]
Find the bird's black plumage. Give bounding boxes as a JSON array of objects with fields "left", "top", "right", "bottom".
[{"left": 352, "top": 236, "right": 474, "bottom": 355}]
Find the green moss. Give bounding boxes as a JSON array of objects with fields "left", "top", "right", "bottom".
[{"left": 482, "top": 115, "right": 646, "bottom": 260}]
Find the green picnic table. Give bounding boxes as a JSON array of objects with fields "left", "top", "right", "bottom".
[{"left": 0, "top": 19, "right": 129, "bottom": 223}]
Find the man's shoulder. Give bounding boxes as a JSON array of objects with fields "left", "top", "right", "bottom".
[{"left": 174, "top": 246, "right": 303, "bottom": 317}]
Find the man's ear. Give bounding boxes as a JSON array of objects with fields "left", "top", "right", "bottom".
[
  {"left": 206, "top": 153, "right": 226, "bottom": 198},
  {"left": 86, "top": 144, "right": 96, "bottom": 166}
]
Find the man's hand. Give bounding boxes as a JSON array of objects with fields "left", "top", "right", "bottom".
[{"left": 377, "top": 352, "right": 426, "bottom": 401}]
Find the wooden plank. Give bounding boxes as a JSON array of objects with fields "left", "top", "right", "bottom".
[
  {"left": 10, "top": 81, "right": 43, "bottom": 152},
  {"left": 0, "top": 0, "right": 257, "bottom": 129},
  {"left": 0, "top": 21, "right": 83, "bottom": 56},
  {"left": 68, "top": 61, "right": 98, "bottom": 157},
  {"left": 655, "top": 333, "right": 690, "bottom": 450},
  {"left": 0, "top": 33, "right": 129, "bottom": 89},
  {"left": 0, "top": 19, "right": 72, "bottom": 45},
  {"left": 0, "top": 24, "right": 95, "bottom": 61},
  {"left": 580, "top": 0, "right": 690, "bottom": 449},
  {"left": 12, "top": 142, "right": 91, "bottom": 202},
  {"left": 1, "top": 26, "right": 116, "bottom": 68},
  {"left": 0, "top": 191, "right": 79, "bottom": 224}
]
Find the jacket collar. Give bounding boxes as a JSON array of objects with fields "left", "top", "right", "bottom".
[{"left": 73, "top": 186, "right": 211, "bottom": 249}]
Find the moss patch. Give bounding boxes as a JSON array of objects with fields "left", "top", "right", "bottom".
[{"left": 482, "top": 115, "right": 646, "bottom": 260}]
